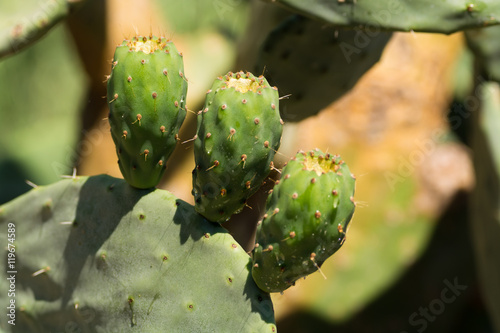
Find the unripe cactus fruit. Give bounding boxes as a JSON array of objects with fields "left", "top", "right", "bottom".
[
  {"left": 107, "top": 35, "right": 187, "bottom": 189},
  {"left": 252, "top": 149, "right": 356, "bottom": 293},
  {"left": 192, "top": 71, "right": 283, "bottom": 222}
]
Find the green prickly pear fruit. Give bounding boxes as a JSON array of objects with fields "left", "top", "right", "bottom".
[
  {"left": 107, "top": 35, "right": 188, "bottom": 189},
  {"left": 192, "top": 71, "right": 283, "bottom": 223},
  {"left": 252, "top": 149, "right": 356, "bottom": 293}
]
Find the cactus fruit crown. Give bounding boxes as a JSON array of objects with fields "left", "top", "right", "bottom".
[
  {"left": 224, "top": 72, "right": 264, "bottom": 93},
  {"left": 125, "top": 35, "right": 169, "bottom": 53},
  {"left": 302, "top": 151, "right": 340, "bottom": 176}
]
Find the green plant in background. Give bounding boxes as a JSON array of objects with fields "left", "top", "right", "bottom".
[{"left": 2, "top": 0, "right": 500, "bottom": 332}]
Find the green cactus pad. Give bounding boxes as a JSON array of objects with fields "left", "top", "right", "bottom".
[
  {"left": 192, "top": 71, "right": 283, "bottom": 223},
  {"left": 256, "top": 15, "right": 391, "bottom": 121},
  {"left": 265, "top": 0, "right": 500, "bottom": 34},
  {"left": 107, "top": 35, "right": 187, "bottom": 189},
  {"left": 0, "top": 175, "right": 276, "bottom": 332},
  {"left": 252, "top": 149, "right": 356, "bottom": 293}
]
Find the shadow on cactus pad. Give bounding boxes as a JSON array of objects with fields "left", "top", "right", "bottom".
[{"left": 256, "top": 16, "right": 391, "bottom": 122}]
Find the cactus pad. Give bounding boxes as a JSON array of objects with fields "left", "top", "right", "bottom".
[
  {"left": 265, "top": 0, "right": 500, "bottom": 34},
  {"left": 107, "top": 35, "right": 187, "bottom": 189},
  {"left": 0, "top": 0, "right": 88, "bottom": 59},
  {"left": 252, "top": 149, "right": 356, "bottom": 293},
  {"left": 192, "top": 71, "right": 283, "bottom": 222},
  {"left": 0, "top": 175, "right": 276, "bottom": 332}
]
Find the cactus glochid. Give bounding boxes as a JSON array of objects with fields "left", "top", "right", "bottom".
[
  {"left": 252, "top": 149, "right": 356, "bottom": 293},
  {"left": 107, "top": 35, "right": 188, "bottom": 189},
  {"left": 192, "top": 71, "right": 283, "bottom": 223}
]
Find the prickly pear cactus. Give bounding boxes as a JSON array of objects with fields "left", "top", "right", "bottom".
[
  {"left": 252, "top": 149, "right": 356, "bottom": 293},
  {"left": 256, "top": 15, "right": 391, "bottom": 121},
  {"left": 0, "top": 175, "right": 276, "bottom": 332},
  {"left": 107, "top": 35, "right": 187, "bottom": 189},
  {"left": 192, "top": 71, "right": 283, "bottom": 223}
]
